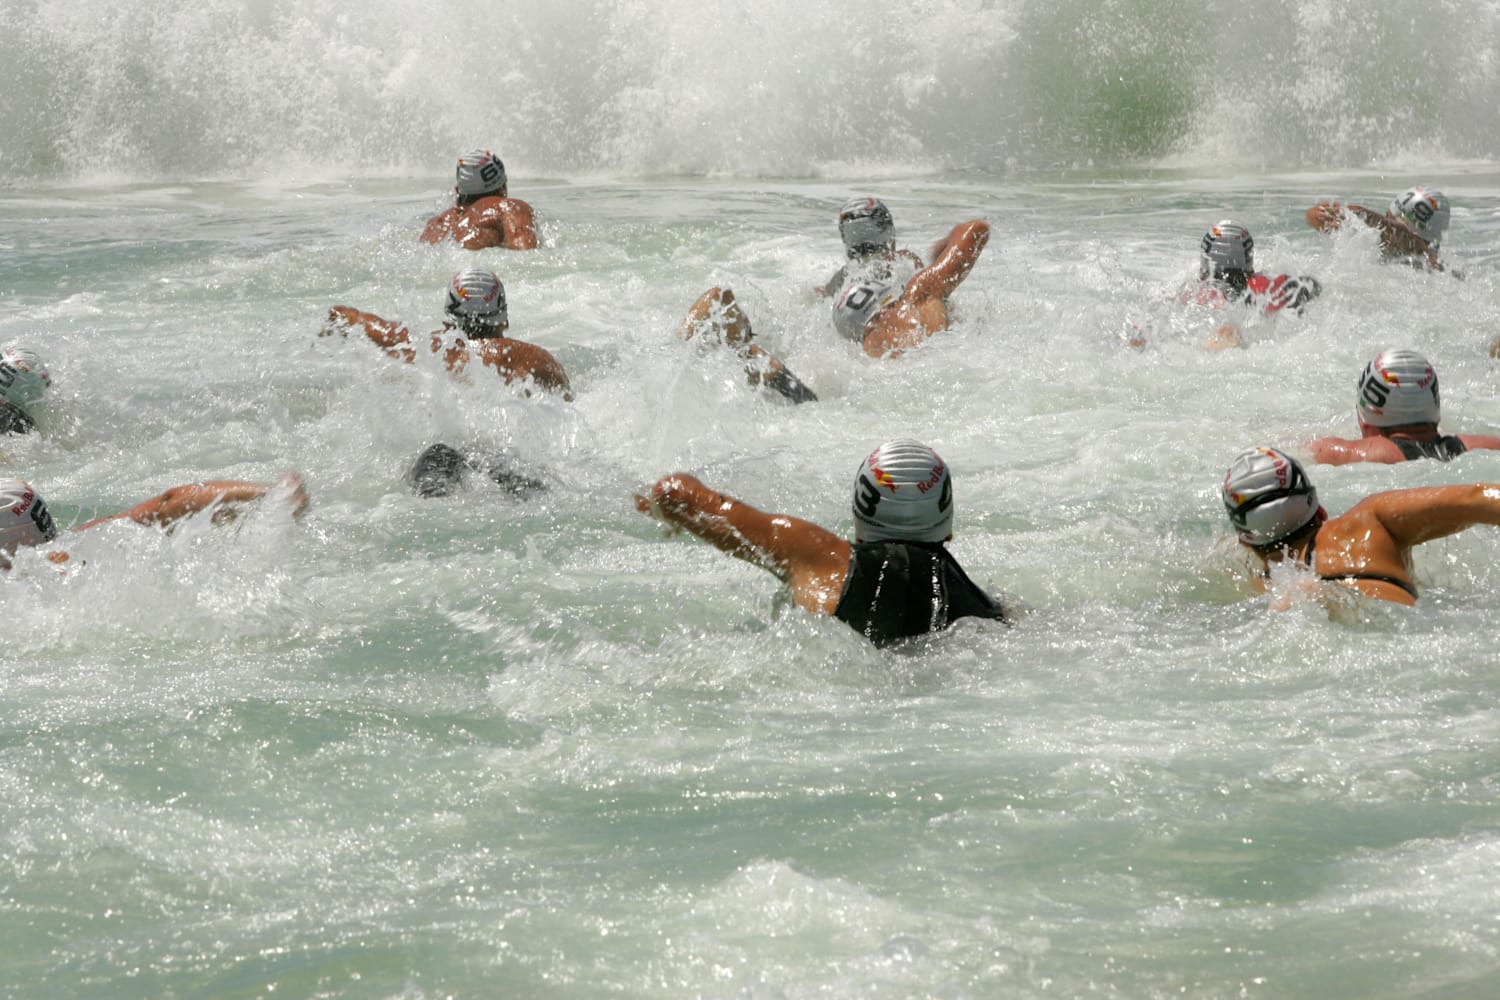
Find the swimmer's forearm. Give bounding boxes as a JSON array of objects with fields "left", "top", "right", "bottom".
[
  {"left": 322, "top": 307, "right": 410, "bottom": 348},
  {"left": 126, "top": 481, "right": 272, "bottom": 527},
  {"left": 639, "top": 475, "right": 792, "bottom": 578},
  {"left": 1372, "top": 484, "right": 1500, "bottom": 546}
]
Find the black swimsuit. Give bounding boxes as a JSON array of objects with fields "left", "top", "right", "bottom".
[
  {"left": 1391, "top": 435, "right": 1467, "bottom": 462},
  {"left": 0, "top": 400, "right": 35, "bottom": 435},
  {"left": 833, "top": 540, "right": 1008, "bottom": 647},
  {"left": 1302, "top": 528, "right": 1418, "bottom": 600}
]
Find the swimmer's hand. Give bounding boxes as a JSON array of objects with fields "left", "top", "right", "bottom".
[
  {"left": 634, "top": 485, "right": 684, "bottom": 537},
  {"left": 1204, "top": 322, "right": 1244, "bottom": 352},
  {"left": 275, "top": 471, "right": 311, "bottom": 520},
  {"left": 204, "top": 471, "right": 310, "bottom": 526},
  {"left": 319, "top": 306, "right": 359, "bottom": 338},
  {"left": 1306, "top": 201, "right": 1346, "bottom": 232}
]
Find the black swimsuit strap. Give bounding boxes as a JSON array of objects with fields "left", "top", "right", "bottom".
[
  {"left": 1300, "top": 527, "right": 1319, "bottom": 567},
  {"left": 1303, "top": 525, "right": 1419, "bottom": 599},
  {"left": 1324, "top": 572, "right": 1420, "bottom": 600}
]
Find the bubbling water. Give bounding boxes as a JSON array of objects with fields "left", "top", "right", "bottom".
[{"left": 4, "top": 0, "right": 1498, "bottom": 183}]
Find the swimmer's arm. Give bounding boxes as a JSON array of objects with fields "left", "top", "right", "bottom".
[
  {"left": 741, "top": 344, "right": 817, "bottom": 404},
  {"left": 80, "top": 472, "right": 309, "bottom": 531},
  {"left": 906, "top": 220, "right": 990, "bottom": 303},
  {"left": 1309, "top": 201, "right": 1433, "bottom": 259},
  {"left": 1359, "top": 484, "right": 1500, "bottom": 548},
  {"left": 482, "top": 341, "right": 573, "bottom": 400},
  {"left": 636, "top": 474, "right": 851, "bottom": 595},
  {"left": 322, "top": 307, "right": 412, "bottom": 349},
  {"left": 1307, "top": 201, "right": 1378, "bottom": 232},
  {"left": 1305, "top": 436, "right": 1401, "bottom": 466},
  {"left": 1457, "top": 433, "right": 1500, "bottom": 452}
]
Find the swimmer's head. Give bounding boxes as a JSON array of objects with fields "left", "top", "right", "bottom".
[
  {"left": 852, "top": 439, "right": 954, "bottom": 544},
  {"left": 1356, "top": 349, "right": 1440, "bottom": 428},
  {"left": 0, "top": 478, "right": 59, "bottom": 568},
  {"left": 832, "top": 279, "right": 900, "bottom": 342},
  {"left": 1221, "top": 447, "right": 1322, "bottom": 550},
  {"left": 0, "top": 345, "right": 51, "bottom": 416},
  {"left": 444, "top": 268, "right": 508, "bottom": 337},
  {"left": 1199, "top": 220, "right": 1255, "bottom": 286},
  {"left": 838, "top": 197, "right": 896, "bottom": 258},
  {"left": 409, "top": 443, "right": 469, "bottom": 498},
  {"left": 1388, "top": 187, "right": 1450, "bottom": 249},
  {"left": 455, "top": 149, "right": 507, "bottom": 198}
]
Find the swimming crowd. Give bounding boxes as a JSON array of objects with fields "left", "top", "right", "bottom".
[{"left": 5, "top": 153, "right": 1500, "bottom": 645}]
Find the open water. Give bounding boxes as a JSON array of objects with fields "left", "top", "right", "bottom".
[{"left": 4, "top": 1, "right": 1500, "bottom": 997}]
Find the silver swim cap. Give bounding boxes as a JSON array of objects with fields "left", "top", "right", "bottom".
[
  {"left": 456, "top": 149, "right": 507, "bottom": 197},
  {"left": 852, "top": 439, "right": 954, "bottom": 544},
  {"left": 444, "top": 268, "right": 508, "bottom": 336},
  {"left": 1388, "top": 187, "right": 1450, "bottom": 249},
  {"left": 1356, "top": 349, "right": 1440, "bottom": 428},
  {"left": 1221, "top": 447, "right": 1320, "bottom": 548},
  {"left": 832, "top": 279, "right": 900, "bottom": 342},
  {"left": 1200, "top": 220, "right": 1255, "bottom": 279},
  {"left": 0, "top": 478, "right": 59, "bottom": 566},
  {"left": 0, "top": 345, "right": 51, "bottom": 414},
  {"left": 838, "top": 197, "right": 896, "bottom": 256}
]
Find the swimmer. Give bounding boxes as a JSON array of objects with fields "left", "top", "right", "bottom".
[
  {"left": 636, "top": 438, "right": 1009, "bottom": 646},
  {"left": 817, "top": 196, "right": 927, "bottom": 297},
  {"left": 407, "top": 443, "right": 546, "bottom": 498},
  {"left": 1307, "top": 349, "right": 1500, "bottom": 465},
  {"left": 1221, "top": 446, "right": 1500, "bottom": 607},
  {"left": 678, "top": 287, "right": 818, "bottom": 404},
  {"left": 1306, "top": 186, "right": 1451, "bottom": 273},
  {"left": 831, "top": 219, "right": 990, "bottom": 359},
  {"left": 0, "top": 345, "right": 51, "bottom": 435},
  {"left": 322, "top": 268, "right": 572, "bottom": 400},
  {"left": 0, "top": 472, "right": 309, "bottom": 570},
  {"left": 419, "top": 149, "right": 538, "bottom": 251},
  {"left": 1168, "top": 220, "right": 1321, "bottom": 351}
]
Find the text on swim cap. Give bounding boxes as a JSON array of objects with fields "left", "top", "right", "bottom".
[{"left": 854, "top": 475, "right": 881, "bottom": 519}]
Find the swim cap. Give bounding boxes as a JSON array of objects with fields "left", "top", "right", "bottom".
[
  {"left": 1388, "top": 187, "right": 1450, "bottom": 249},
  {"left": 444, "top": 268, "right": 508, "bottom": 336},
  {"left": 838, "top": 197, "right": 895, "bottom": 256},
  {"left": 455, "top": 149, "right": 507, "bottom": 197},
  {"left": 0, "top": 478, "right": 59, "bottom": 565},
  {"left": 1356, "top": 349, "right": 1440, "bottom": 427},
  {"left": 832, "top": 279, "right": 900, "bottom": 342},
  {"left": 1200, "top": 220, "right": 1255, "bottom": 279},
  {"left": 1221, "top": 447, "right": 1320, "bottom": 548},
  {"left": 0, "top": 345, "right": 51, "bottom": 414},
  {"left": 852, "top": 439, "right": 954, "bottom": 544},
  {"left": 409, "top": 443, "right": 469, "bottom": 498}
]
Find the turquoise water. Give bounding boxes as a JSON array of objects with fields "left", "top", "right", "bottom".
[{"left": 7, "top": 1, "right": 1500, "bottom": 997}]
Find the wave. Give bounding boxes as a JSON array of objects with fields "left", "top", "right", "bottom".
[{"left": 2, "top": 0, "right": 1496, "bottom": 183}]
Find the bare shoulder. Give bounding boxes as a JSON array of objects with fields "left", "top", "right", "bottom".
[
  {"left": 483, "top": 337, "right": 559, "bottom": 366},
  {"left": 479, "top": 338, "right": 570, "bottom": 395}
]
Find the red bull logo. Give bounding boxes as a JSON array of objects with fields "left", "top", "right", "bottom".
[
  {"left": 1378, "top": 363, "right": 1434, "bottom": 389},
  {"left": 8, "top": 487, "right": 35, "bottom": 517}
]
